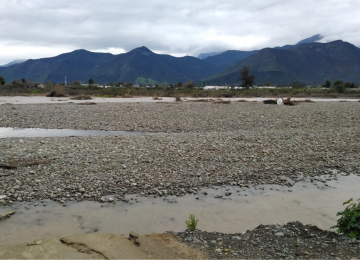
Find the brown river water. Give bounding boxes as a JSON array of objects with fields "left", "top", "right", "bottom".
[{"left": 0, "top": 174, "right": 359, "bottom": 246}]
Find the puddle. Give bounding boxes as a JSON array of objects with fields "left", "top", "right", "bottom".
[
  {"left": 0, "top": 127, "right": 153, "bottom": 138},
  {"left": 0, "top": 174, "right": 359, "bottom": 246}
]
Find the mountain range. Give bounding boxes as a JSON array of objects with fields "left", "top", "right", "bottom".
[
  {"left": 1, "top": 35, "right": 359, "bottom": 85},
  {"left": 0, "top": 47, "right": 217, "bottom": 84},
  {"left": 205, "top": 40, "right": 360, "bottom": 85}
]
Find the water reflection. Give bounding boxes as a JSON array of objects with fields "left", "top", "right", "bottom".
[{"left": 0, "top": 128, "right": 152, "bottom": 138}]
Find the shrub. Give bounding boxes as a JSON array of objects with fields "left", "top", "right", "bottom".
[
  {"left": 184, "top": 81, "right": 195, "bottom": 89},
  {"left": 333, "top": 84, "right": 346, "bottom": 93},
  {"left": 331, "top": 198, "right": 360, "bottom": 240},
  {"left": 46, "top": 86, "right": 68, "bottom": 97},
  {"left": 185, "top": 213, "right": 199, "bottom": 231},
  {"left": 71, "top": 94, "right": 92, "bottom": 100}
]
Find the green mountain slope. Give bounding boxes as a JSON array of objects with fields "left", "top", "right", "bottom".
[
  {"left": 203, "top": 40, "right": 360, "bottom": 85},
  {"left": 0, "top": 47, "right": 217, "bottom": 84},
  {"left": 201, "top": 34, "right": 324, "bottom": 73},
  {"left": 203, "top": 50, "right": 257, "bottom": 73}
]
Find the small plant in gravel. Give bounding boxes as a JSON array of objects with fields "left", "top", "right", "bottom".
[
  {"left": 185, "top": 213, "right": 199, "bottom": 231},
  {"left": 332, "top": 198, "right": 360, "bottom": 240}
]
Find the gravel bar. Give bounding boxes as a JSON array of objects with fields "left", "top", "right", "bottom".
[
  {"left": 0, "top": 102, "right": 359, "bottom": 205},
  {"left": 1, "top": 101, "right": 360, "bottom": 259},
  {"left": 175, "top": 221, "right": 360, "bottom": 259}
]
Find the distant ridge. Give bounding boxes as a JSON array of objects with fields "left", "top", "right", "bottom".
[
  {"left": 0, "top": 47, "right": 217, "bottom": 84},
  {"left": 203, "top": 40, "right": 360, "bottom": 85},
  {"left": 201, "top": 34, "right": 324, "bottom": 73},
  {"left": 296, "top": 34, "right": 323, "bottom": 45},
  {"left": 0, "top": 59, "right": 27, "bottom": 67},
  {"left": 198, "top": 51, "right": 223, "bottom": 60}
]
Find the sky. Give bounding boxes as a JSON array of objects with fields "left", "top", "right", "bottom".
[{"left": 1, "top": 0, "right": 360, "bottom": 65}]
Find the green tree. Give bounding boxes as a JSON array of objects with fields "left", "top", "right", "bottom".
[
  {"left": 240, "top": 66, "right": 255, "bottom": 89},
  {"left": 72, "top": 80, "right": 81, "bottom": 87},
  {"left": 333, "top": 80, "right": 344, "bottom": 86},
  {"left": 345, "top": 82, "right": 355, "bottom": 88},
  {"left": 323, "top": 80, "right": 331, "bottom": 88},
  {"left": 0, "top": 75, "right": 5, "bottom": 86},
  {"left": 88, "top": 78, "right": 94, "bottom": 85}
]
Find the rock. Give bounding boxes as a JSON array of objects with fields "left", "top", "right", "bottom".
[
  {"left": 192, "top": 237, "right": 201, "bottom": 244},
  {"left": 225, "top": 192, "right": 232, "bottom": 196},
  {"left": 275, "top": 232, "right": 284, "bottom": 237},
  {"left": 0, "top": 195, "right": 7, "bottom": 200},
  {"left": 232, "top": 236, "right": 241, "bottom": 240},
  {"left": 287, "top": 179, "right": 294, "bottom": 186}
]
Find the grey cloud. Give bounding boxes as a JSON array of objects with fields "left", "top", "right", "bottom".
[{"left": 1, "top": 0, "right": 360, "bottom": 64}]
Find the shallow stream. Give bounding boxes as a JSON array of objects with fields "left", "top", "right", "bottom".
[
  {"left": 0, "top": 127, "right": 152, "bottom": 138},
  {"left": 1, "top": 174, "right": 359, "bottom": 246}
]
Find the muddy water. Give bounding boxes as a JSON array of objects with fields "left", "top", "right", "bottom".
[
  {"left": 0, "top": 174, "right": 359, "bottom": 246},
  {"left": 0, "top": 127, "right": 152, "bottom": 138}
]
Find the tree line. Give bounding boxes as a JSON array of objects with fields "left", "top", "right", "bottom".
[{"left": 0, "top": 71, "right": 359, "bottom": 91}]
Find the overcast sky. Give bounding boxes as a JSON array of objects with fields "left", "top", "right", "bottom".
[{"left": 1, "top": 0, "right": 360, "bottom": 65}]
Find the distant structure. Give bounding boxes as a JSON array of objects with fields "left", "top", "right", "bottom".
[
  {"left": 65, "top": 76, "right": 67, "bottom": 86},
  {"left": 203, "top": 86, "right": 229, "bottom": 90}
]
